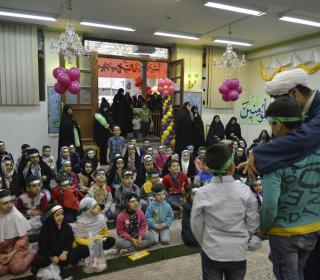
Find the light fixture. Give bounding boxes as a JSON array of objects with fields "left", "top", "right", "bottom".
[
  {"left": 50, "top": 0, "right": 90, "bottom": 63},
  {"left": 213, "top": 44, "right": 246, "bottom": 76},
  {"left": 154, "top": 31, "right": 200, "bottom": 40},
  {"left": 0, "top": 8, "right": 56, "bottom": 21},
  {"left": 279, "top": 16, "right": 320, "bottom": 27},
  {"left": 187, "top": 73, "right": 199, "bottom": 89},
  {"left": 80, "top": 20, "right": 136, "bottom": 32},
  {"left": 204, "top": 1, "right": 265, "bottom": 16},
  {"left": 213, "top": 37, "right": 254, "bottom": 47}
]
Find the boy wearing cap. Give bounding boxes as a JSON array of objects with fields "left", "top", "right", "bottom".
[
  {"left": 16, "top": 175, "right": 48, "bottom": 226},
  {"left": 140, "top": 168, "right": 161, "bottom": 205},
  {"left": 145, "top": 184, "right": 174, "bottom": 245},
  {"left": 191, "top": 143, "right": 259, "bottom": 280},
  {"left": 260, "top": 97, "right": 320, "bottom": 279},
  {"left": 115, "top": 170, "right": 140, "bottom": 213}
]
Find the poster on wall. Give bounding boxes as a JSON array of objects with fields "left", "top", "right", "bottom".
[
  {"left": 184, "top": 91, "right": 202, "bottom": 115},
  {"left": 47, "top": 86, "right": 61, "bottom": 134},
  {"left": 235, "top": 96, "right": 272, "bottom": 125}
]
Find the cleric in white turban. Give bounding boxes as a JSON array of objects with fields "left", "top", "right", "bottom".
[{"left": 265, "top": 68, "right": 309, "bottom": 97}]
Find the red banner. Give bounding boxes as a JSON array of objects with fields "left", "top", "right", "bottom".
[{"left": 98, "top": 58, "right": 167, "bottom": 79}]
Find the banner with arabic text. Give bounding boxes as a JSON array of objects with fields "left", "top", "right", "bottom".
[
  {"left": 235, "top": 96, "right": 272, "bottom": 125},
  {"left": 98, "top": 58, "right": 167, "bottom": 79}
]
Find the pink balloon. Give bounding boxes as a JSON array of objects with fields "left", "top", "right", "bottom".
[
  {"left": 67, "top": 67, "right": 81, "bottom": 81},
  {"left": 222, "top": 94, "right": 231, "bottom": 102},
  {"left": 68, "top": 81, "right": 81, "bottom": 94},
  {"left": 57, "top": 73, "right": 71, "bottom": 87},
  {"left": 158, "top": 86, "right": 164, "bottom": 92},
  {"left": 54, "top": 82, "right": 66, "bottom": 94},
  {"left": 224, "top": 78, "right": 232, "bottom": 86},
  {"left": 158, "top": 80, "right": 165, "bottom": 87},
  {"left": 163, "top": 90, "right": 169, "bottom": 96},
  {"left": 237, "top": 86, "right": 243, "bottom": 94},
  {"left": 228, "top": 90, "right": 239, "bottom": 101},
  {"left": 168, "top": 85, "right": 175, "bottom": 94},
  {"left": 228, "top": 79, "right": 239, "bottom": 90},
  {"left": 219, "top": 85, "right": 229, "bottom": 95},
  {"left": 53, "top": 67, "right": 65, "bottom": 79}
]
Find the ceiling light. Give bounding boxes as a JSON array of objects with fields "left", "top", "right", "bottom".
[
  {"left": 0, "top": 8, "right": 56, "bottom": 21},
  {"left": 154, "top": 31, "right": 200, "bottom": 40},
  {"left": 80, "top": 20, "right": 136, "bottom": 32},
  {"left": 279, "top": 16, "right": 320, "bottom": 27},
  {"left": 213, "top": 38, "right": 254, "bottom": 47},
  {"left": 204, "top": 1, "right": 265, "bottom": 16}
]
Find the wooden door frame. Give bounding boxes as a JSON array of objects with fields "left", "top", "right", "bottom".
[{"left": 168, "top": 59, "right": 184, "bottom": 105}]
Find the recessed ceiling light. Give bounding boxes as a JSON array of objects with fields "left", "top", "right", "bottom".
[
  {"left": 0, "top": 8, "right": 56, "bottom": 21},
  {"left": 80, "top": 20, "right": 136, "bottom": 32},
  {"left": 279, "top": 16, "right": 320, "bottom": 27},
  {"left": 154, "top": 31, "right": 200, "bottom": 40},
  {"left": 213, "top": 37, "right": 254, "bottom": 46},
  {"left": 204, "top": 1, "right": 265, "bottom": 16}
]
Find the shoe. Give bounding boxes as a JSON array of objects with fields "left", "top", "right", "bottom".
[
  {"left": 92, "top": 259, "right": 107, "bottom": 273},
  {"left": 83, "top": 265, "right": 95, "bottom": 274}
]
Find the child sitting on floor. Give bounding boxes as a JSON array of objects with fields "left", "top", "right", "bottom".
[
  {"left": 162, "top": 159, "right": 188, "bottom": 210},
  {"left": 0, "top": 189, "right": 36, "bottom": 277},
  {"left": 145, "top": 184, "right": 174, "bottom": 245},
  {"left": 41, "top": 145, "right": 56, "bottom": 173},
  {"left": 16, "top": 175, "right": 48, "bottom": 230},
  {"left": 58, "top": 159, "right": 79, "bottom": 189},
  {"left": 181, "top": 185, "right": 198, "bottom": 246},
  {"left": 81, "top": 149, "right": 100, "bottom": 172},
  {"left": 88, "top": 169, "right": 113, "bottom": 221},
  {"left": 193, "top": 163, "right": 213, "bottom": 187},
  {"left": 52, "top": 175, "right": 82, "bottom": 223},
  {"left": 140, "top": 168, "right": 161, "bottom": 205},
  {"left": 74, "top": 197, "right": 116, "bottom": 273},
  {"left": 115, "top": 170, "right": 141, "bottom": 213},
  {"left": 115, "top": 192, "right": 155, "bottom": 255},
  {"left": 194, "top": 146, "right": 207, "bottom": 173},
  {"left": 155, "top": 145, "right": 169, "bottom": 172},
  {"left": 78, "top": 161, "right": 94, "bottom": 195},
  {"left": 69, "top": 144, "right": 81, "bottom": 174},
  {"left": 107, "top": 156, "right": 125, "bottom": 196},
  {"left": 31, "top": 204, "right": 89, "bottom": 276}
]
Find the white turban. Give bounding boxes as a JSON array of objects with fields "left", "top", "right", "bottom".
[{"left": 265, "top": 68, "right": 309, "bottom": 96}]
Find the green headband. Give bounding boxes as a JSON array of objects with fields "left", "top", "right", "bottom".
[
  {"left": 268, "top": 115, "right": 304, "bottom": 122},
  {"left": 209, "top": 155, "right": 234, "bottom": 182}
]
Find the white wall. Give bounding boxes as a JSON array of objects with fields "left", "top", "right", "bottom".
[{"left": 0, "top": 32, "right": 59, "bottom": 159}]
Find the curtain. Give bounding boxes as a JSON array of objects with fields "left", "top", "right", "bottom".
[
  {"left": 0, "top": 23, "right": 39, "bottom": 105},
  {"left": 205, "top": 47, "right": 232, "bottom": 109}
]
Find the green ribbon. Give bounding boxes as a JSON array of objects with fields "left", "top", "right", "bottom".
[
  {"left": 268, "top": 115, "right": 304, "bottom": 123},
  {"left": 209, "top": 155, "right": 234, "bottom": 182}
]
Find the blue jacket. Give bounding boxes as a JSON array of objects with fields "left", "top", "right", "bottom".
[
  {"left": 254, "top": 91, "right": 320, "bottom": 173},
  {"left": 145, "top": 200, "right": 174, "bottom": 229}
]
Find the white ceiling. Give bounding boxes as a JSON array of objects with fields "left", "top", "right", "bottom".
[{"left": 0, "top": 0, "right": 320, "bottom": 49}]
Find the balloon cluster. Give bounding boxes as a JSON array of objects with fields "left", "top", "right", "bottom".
[
  {"left": 219, "top": 78, "right": 243, "bottom": 102},
  {"left": 53, "top": 67, "right": 81, "bottom": 95},
  {"left": 135, "top": 77, "right": 152, "bottom": 96},
  {"left": 158, "top": 78, "right": 175, "bottom": 96},
  {"left": 161, "top": 95, "right": 175, "bottom": 146}
]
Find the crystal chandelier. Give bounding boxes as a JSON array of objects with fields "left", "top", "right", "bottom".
[
  {"left": 50, "top": 0, "right": 90, "bottom": 63},
  {"left": 213, "top": 44, "right": 246, "bottom": 76}
]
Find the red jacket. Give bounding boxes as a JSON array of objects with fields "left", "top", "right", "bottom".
[
  {"left": 16, "top": 192, "right": 48, "bottom": 218},
  {"left": 52, "top": 186, "right": 82, "bottom": 211},
  {"left": 116, "top": 209, "right": 147, "bottom": 240},
  {"left": 162, "top": 172, "right": 188, "bottom": 194}
]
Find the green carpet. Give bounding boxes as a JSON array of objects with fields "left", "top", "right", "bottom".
[{"left": 17, "top": 244, "right": 200, "bottom": 279}]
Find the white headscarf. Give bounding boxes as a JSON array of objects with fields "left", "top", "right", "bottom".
[
  {"left": 265, "top": 68, "right": 308, "bottom": 96},
  {"left": 74, "top": 197, "right": 106, "bottom": 238},
  {"left": 0, "top": 205, "right": 31, "bottom": 242}
]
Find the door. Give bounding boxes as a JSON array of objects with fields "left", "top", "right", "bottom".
[
  {"left": 168, "top": 59, "right": 184, "bottom": 109},
  {"left": 60, "top": 52, "right": 98, "bottom": 144}
]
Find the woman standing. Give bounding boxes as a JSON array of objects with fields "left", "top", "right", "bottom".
[
  {"left": 225, "top": 117, "right": 242, "bottom": 141},
  {"left": 58, "top": 105, "right": 83, "bottom": 158},
  {"left": 175, "top": 102, "right": 193, "bottom": 155},
  {"left": 93, "top": 98, "right": 114, "bottom": 165},
  {"left": 206, "top": 115, "right": 225, "bottom": 147},
  {"left": 191, "top": 106, "right": 205, "bottom": 153},
  {"left": 111, "top": 88, "right": 130, "bottom": 137}
]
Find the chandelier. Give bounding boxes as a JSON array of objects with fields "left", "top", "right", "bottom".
[
  {"left": 50, "top": 0, "right": 90, "bottom": 63},
  {"left": 213, "top": 44, "right": 246, "bottom": 76}
]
